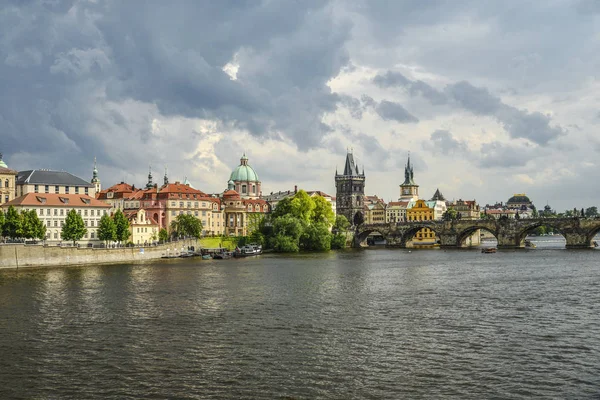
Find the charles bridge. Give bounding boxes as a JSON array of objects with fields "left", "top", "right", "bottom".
[{"left": 354, "top": 217, "right": 600, "bottom": 249}]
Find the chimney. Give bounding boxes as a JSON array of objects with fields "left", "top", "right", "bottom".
[{"left": 294, "top": 185, "right": 297, "bottom": 193}]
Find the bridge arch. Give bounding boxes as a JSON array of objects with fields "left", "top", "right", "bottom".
[
  {"left": 456, "top": 226, "right": 498, "bottom": 248},
  {"left": 516, "top": 220, "right": 567, "bottom": 247},
  {"left": 354, "top": 227, "right": 390, "bottom": 247},
  {"left": 400, "top": 224, "right": 440, "bottom": 247},
  {"left": 586, "top": 224, "right": 600, "bottom": 248}
]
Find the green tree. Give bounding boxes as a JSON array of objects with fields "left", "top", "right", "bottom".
[
  {"left": 585, "top": 206, "right": 598, "bottom": 218},
  {"left": 331, "top": 233, "right": 347, "bottom": 249},
  {"left": 158, "top": 228, "right": 169, "bottom": 242},
  {"left": 27, "top": 210, "right": 46, "bottom": 240},
  {"left": 271, "top": 197, "right": 294, "bottom": 219},
  {"left": 113, "top": 210, "right": 131, "bottom": 243},
  {"left": 20, "top": 210, "right": 35, "bottom": 239},
  {"left": 270, "top": 234, "right": 300, "bottom": 252},
  {"left": 0, "top": 210, "right": 4, "bottom": 238},
  {"left": 443, "top": 208, "right": 458, "bottom": 221},
  {"left": 170, "top": 214, "right": 203, "bottom": 238},
  {"left": 301, "top": 222, "right": 332, "bottom": 251},
  {"left": 3, "top": 205, "right": 22, "bottom": 239},
  {"left": 97, "top": 214, "right": 117, "bottom": 243},
  {"left": 334, "top": 215, "right": 350, "bottom": 232},
  {"left": 61, "top": 209, "right": 87, "bottom": 245},
  {"left": 246, "top": 213, "right": 264, "bottom": 235},
  {"left": 290, "top": 190, "right": 315, "bottom": 223},
  {"left": 311, "top": 195, "right": 335, "bottom": 226}
]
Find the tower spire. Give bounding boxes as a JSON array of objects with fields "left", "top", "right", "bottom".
[
  {"left": 146, "top": 164, "right": 154, "bottom": 189},
  {"left": 164, "top": 165, "right": 169, "bottom": 185}
]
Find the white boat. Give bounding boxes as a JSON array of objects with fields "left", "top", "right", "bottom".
[{"left": 234, "top": 244, "right": 263, "bottom": 257}]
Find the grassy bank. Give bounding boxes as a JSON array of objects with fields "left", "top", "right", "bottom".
[{"left": 199, "top": 237, "right": 239, "bottom": 250}]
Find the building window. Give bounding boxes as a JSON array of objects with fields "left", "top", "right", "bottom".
[
  {"left": 45, "top": 185, "right": 49, "bottom": 193},
  {"left": 242, "top": 185, "right": 247, "bottom": 194},
  {"left": 60, "top": 209, "right": 64, "bottom": 216},
  {"left": 171, "top": 211, "right": 176, "bottom": 216},
  {"left": 34, "top": 185, "right": 39, "bottom": 193},
  {"left": 84, "top": 210, "right": 88, "bottom": 216},
  {"left": 75, "top": 187, "right": 79, "bottom": 194},
  {"left": 55, "top": 186, "right": 59, "bottom": 194},
  {"left": 171, "top": 201, "right": 176, "bottom": 206},
  {"left": 66, "top": 187, "right": 70, "bottom": 194},
  {"left": 202, "top": 211, "right": 206, "bottom": 216},
  {"left": 85, "top": 187, "right": 88, "bottom": 195},
  {"left": 252, "top": 184, "right": 256, "bottom": 193},
  {"left": 179, "top": 201, "right": 184, "bottom": 208},
  {"left": 54, "top": 232, "right": 58, "bottom": 239},
  {"left": 91, "top": 232, "right": 95, "bottom": 239},
  {"left": 187, "top": 202, "right": 191, "bottom": 208},
  {"left": 194, "top": 202, "right": 198, "bottom": 208},
  {"left": 194, "top": 211, "right": 198, "bottom": 216},
  {"left": 39, "top": 209, "right": 44, "bottom": 216},
  {"left": 47, "top": 221, "right": 51, "bottom": 227},
  {"left": 202, "top": 202, "right": 206, "bottom": 208},
  {"left": 54, "top": 221, "right": 58, "bottom": 227},
  {"left": 90, "top": 210, "right": 94, "bottom": 216}
]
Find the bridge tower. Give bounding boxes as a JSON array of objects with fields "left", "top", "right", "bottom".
[
  {"left": 335, "top": 150, "right": 365, "bottom": 225},
  {"left": 399, "top": 153, "right": 419, "bottom": 201}
]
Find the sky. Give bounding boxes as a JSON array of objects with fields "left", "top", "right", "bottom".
[{"left": 1, "top": 0, "right": 599, "bottom": 211}]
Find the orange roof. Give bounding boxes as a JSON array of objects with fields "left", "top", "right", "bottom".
[
  {"left": 223, "top": 189, "right": 240, "bottom": 198},
  {"left": 3, "top": 193, "right": 111, "bottom": 208},
  {"left": 307, "top": 190, "right": 333, "bottom": 198},
  {"left": 388, "top": 201, "right": 409, "bottom": 207},
  {"left": 159, "top": 183, "right": 206, "bottom": 196},
  {"left": 124, "top": 210, "right": 159, "bottom": 225}
]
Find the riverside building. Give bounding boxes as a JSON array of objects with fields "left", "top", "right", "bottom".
[
  {"left": 0, "top": 153, "right": 17, "bottom": 206},
  {"left": 2, "top": 193, "right": 111, "bottom": 244}
]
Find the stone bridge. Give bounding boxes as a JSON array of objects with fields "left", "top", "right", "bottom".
[{"left": 354, "top": 218, "right": 600, "bottom": 249}]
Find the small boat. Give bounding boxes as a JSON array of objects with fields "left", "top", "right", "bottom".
[
  {"left": 524, "top": 239, "right": 537, "bottom": 249},
  {"left": 233, "top": 244, "right": 263, "bottom": 257},
  {"left": 201, "top": 254, "right": 212, "bottom": 260},
  {"left": 481, "top": 247, "right": 497, "bottom": 253},
  {"left": 213, "top": 251, "right": 232, "bottom": 259}
]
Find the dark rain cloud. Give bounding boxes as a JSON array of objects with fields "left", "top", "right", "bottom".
[{"left": 422, "top": 130, "right": 468, "bottom": 155}]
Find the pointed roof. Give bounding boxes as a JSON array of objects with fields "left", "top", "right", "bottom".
[
  {"left": 430, "top": 188, "right": 445, "bottom": 201},
  {"left": 400, "top": 153, "right": 417, "bottom": 186},
  {"left": 341, "top": 151, "right": 364, "bottom": 177}
]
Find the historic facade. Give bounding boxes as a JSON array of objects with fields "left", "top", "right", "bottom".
[
  {"left": 363, "top": 195, "right": 386, "bottom": 224},
  {"left": 405, "top": 199, "right": 436, "bottom": 245},
  {"left": 335, "top": 152, "right": 365, "bottom": 225},
  {"left": 229, "top": 154, "right": 261, "bottom": 199},
  {"left": 0, "top": 153, "right": 17, "bottom": 206},
  {"left": 125, "top": 208, "right": 159, "bottom": 245},
  {"left": 2, "top": 193, "right": 111, "bottom": 244},
  {"left": 16, "top": 169, "right": 96, "bottom": 198}
]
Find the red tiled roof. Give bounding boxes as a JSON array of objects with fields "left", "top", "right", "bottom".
[
  {"left": 3, "top": 193, "right": 111, "bottom": 208},
  {"left": 388, "top": 201, "right": 409, "bottom": 207},
  {"left": 159, "top": 183, "right": 206, "bottom": 196},
  {"left": 223, "top": 189, "right": 240, "bottom": 198}
]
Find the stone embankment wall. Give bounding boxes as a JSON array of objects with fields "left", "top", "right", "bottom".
[{"left": 0, "top": 239, "right": 200, "bottom": 269}]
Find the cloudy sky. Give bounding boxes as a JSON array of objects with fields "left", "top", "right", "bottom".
[{"left": 1, "top": 0, "right": 599, "bottom": 210}]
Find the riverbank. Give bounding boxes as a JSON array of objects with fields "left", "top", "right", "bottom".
[{"left": 0, "top": 239, "right": 200, "bottom": 269}]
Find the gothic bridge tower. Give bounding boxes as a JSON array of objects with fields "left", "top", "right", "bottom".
[{"left": 335, "top": 151, "right": 365, "bottom": 225}]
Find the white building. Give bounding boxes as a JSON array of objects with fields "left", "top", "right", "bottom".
[{"left": 2, "top": 193, "right": 111, "bottom": 245}]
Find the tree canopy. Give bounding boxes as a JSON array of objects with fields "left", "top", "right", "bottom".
[
  {"left": 170, "top": 213, "right": 203, "bottom": 238},
  {"left": 61, "top": 209, "right": 87, "bottom": 245},
  {"left": 97, "top": 214, "right": 117, "bottom": 243},
  {"left": 3, "top": 206, "right": 22, "bottom": 239},
  {"left": 262, "top": 190, "right": 342, "bottom": 252},
  {"left": 158, "top": 228, "right": 169, "bottom": 242}
]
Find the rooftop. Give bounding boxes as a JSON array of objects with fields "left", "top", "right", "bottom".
[
  {"left": 3, "top": 193, "right": 111, "bottom": 208},
  {"left": 17, "top": 170, "right": 94, "bottom": 187}
]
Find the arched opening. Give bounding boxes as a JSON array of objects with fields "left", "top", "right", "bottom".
[
  {"left": 401, "top": 226, "right": 439, "bottom": 248},
  {"left": 517, "top": 222, "right": 566, "bottom": 249},
  {"left": 587, "top": 226, "right": 600, "bottom": 249},
  {"left": 457, "top": 226, "right": 497, "bottom": 248},
  {"left": 354, "top": 229, "right": 387, "bottom": 247}
]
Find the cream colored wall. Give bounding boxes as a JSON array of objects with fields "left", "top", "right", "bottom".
[
  {"left": 19, "top": 183, "right": 96, "bottom": 198},
  {"left": 1, "top": 203, "right": 109, "bottom": 244},
  {"left": 0, "top": 173, "right": 16, "bottom": 205}
]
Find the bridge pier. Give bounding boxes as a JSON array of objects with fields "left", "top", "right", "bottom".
[{"left": 564, "top": 233, "right": 594, "bottom": 249}]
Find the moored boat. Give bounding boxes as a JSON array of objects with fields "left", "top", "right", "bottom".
[
  {"left": 233, "top": 244, "right": 263, "bottom": 257},
  {"left": 481, "top": 247, "right": 497, "bottom": 253}
]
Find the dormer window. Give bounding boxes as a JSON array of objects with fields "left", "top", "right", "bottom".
[
  {"left": 36, "top": 196, "right": 47, "bottom": 204},
  {"left": 81, "top": 197, "right": 91, "bottom": 205}
]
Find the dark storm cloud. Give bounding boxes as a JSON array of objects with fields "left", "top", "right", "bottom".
[
  {"left": 0, "top": 0, "right": 352, "bottom": 182},
  {"left": 375, "top": 101, "right": 419, "bottom": 123},
  {"left": 372, "top": 71, "right": 565, "bottom": 145}
]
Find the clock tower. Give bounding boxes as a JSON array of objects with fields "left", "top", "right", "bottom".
[{"left": 399, "top": 153, "right": 419, "bottom": 201}]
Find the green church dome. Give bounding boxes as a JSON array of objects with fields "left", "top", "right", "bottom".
[{"left": 229, "top": 154, "right": 260, "bottom": 182}]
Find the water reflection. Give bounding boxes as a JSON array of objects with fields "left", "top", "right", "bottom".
[{"left": 1, "top": 249, "right": 600, "bottom": 399}]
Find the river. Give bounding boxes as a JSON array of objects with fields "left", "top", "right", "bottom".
[{"left": 1, "top": 239, "right": 599, "bottom": 399}]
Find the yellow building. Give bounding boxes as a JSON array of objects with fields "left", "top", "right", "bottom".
[
  {"left": 406, "top": 199, "right": 436, "bottom": 245},
  {"left": 125, "top": 209, "right": 159, "bottom": 245},
  {"left": 0, "top": 153, "right": 17, "bottom": 206},
  {"left": 363, "top": 195, "right": 386, "bottom": 224}
]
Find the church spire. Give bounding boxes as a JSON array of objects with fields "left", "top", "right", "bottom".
[
  {"left": 91, "top": 156, "right": 101, "bottom": 192},
  {"left": 146, "top": 164, "right": 154, "bottom": 189},
  {"left": 164, "top": 165, "right": 169, "bottom": 185}
]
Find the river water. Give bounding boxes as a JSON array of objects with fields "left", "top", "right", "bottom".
[{"left": 1, "top": 239, "right": 600, "bottom": 399}]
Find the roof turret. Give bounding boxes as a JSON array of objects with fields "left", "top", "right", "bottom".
[{"left": 146, "top": 164, "right": 154, "bottom": 189}]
